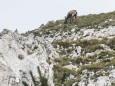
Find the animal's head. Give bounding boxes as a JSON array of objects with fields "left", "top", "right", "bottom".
[{"left": 64, "top": 16, "right": 67, "bottom": 24}]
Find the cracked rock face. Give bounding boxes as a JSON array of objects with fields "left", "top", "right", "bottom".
[{"left": 0, "top": 29, "right": 58, "bottom": 86}]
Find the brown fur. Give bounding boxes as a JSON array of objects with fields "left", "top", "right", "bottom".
[{"left": 64, "top": 10, "right": 77, "bottom": 24}]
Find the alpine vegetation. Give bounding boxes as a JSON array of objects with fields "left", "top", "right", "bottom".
[{"left": 0, "top": 11, "right": 115, "bottom": 86}]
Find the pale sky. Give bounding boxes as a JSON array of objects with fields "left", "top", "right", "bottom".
[{"left": 0, "top": 0, "right": 115, "bottom": 33}]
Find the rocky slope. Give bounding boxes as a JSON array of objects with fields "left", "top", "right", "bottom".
[
  {"left": 0, "top": 11, "right": 115, "bottom": 86},
  {"left": 0, "top": 29, "right": 58, "bottom": 86}
]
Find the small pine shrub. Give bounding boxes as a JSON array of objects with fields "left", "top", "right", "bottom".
[
  {"left": 22, "top": 81, "right": 29, "bottom": 86},
  {"left": 22, "top": 66, "right": 48, "bottom": 86}
]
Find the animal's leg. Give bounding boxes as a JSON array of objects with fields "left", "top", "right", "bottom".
[
  {"left": 69, "top": 18, "right": 71, "bottom": 23},
  {"left": 71, "top": 17, "right": 74, "bottom": 24},
  {"left": 73, "top": 16, "right": 77, "bottom": 23}
]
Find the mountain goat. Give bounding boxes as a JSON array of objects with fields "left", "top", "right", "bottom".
[{"left": 64, "top": 10, "right": 77, "bottom": 24}]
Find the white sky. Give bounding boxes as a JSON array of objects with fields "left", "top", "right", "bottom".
[{"left": 0, "top": 0, "right": 115, "bottom": 33}]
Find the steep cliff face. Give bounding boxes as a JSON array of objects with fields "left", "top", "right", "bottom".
[{"left": 0, "top": 29, "right": 58, "bottom": 86}]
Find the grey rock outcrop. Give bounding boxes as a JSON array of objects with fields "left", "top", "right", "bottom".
[{"left": 0, "top": 29, "right": 58, "bottom": 86}]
